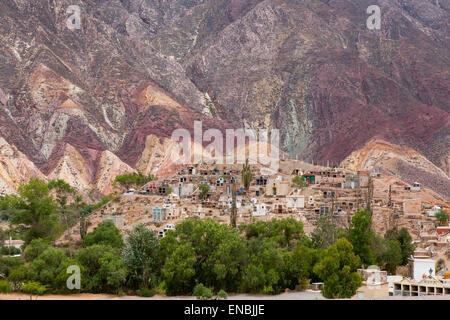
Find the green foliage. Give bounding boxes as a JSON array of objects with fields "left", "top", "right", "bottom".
[
  {"left": 193, "top": 283, "right": 213, "bottom": 300},
  {"left": 348, "top": 210, "right": 375, "bottom": 266},
  {"left": 161, "top": 218, "right": 247, "bottom": 294},
  {"left": 82, "top": 220, "right": 124, "bottom": 249},
  {"left": 26, "top": 247, "right": 77, "bottom": 292},
  {"left": 3, "top": 178, "right": 60, "bottom": 244},
  {"left": 8, "top": 266, "right": 28, "bottom": 290},
  {"left": 288, "top": 244, "right": 319, "bottom": 285},
  {"left": 242, "top": 159, "right": 252, "bottom": 192},
  {"left": 161, "top": 242, "right": 196, "bottom": 295},
  {"left": 76, "top": 245, "right": 127, "bottom": 294},
  {"left": 20, "top": 281, "right": 47, "bottom": 296},
  {"left": 310, "top": 214, "right": 343, "bottom": 249},
  {"left": 0, "top": 246, "right": 21, "bottom": 255},
  {"left": 0, "top": 257, "right": 24, "bottom": 278},
  {"left": 0, "top": 280, "right": 11, "bottom": 293},
  {"left": 383, "top": 240, "right": 403, "bottom": 275},
  {"left": 123, "top": 224, "right": 161, "bottom": 289},
  {"left": 113, "top": 173, "right": 157, "bottom": 189},
  {"left": 0, "top": 228, "right": 4, "bottom": 247},
  {"left": 435, "top": 209, "right": 449, "bottom": 225},
  {"left": 198, "top": 184, "right": 210, "bottom": 199},
  {"left": 436, "top": 259, "right": 445, "bottom": 273},
  {"left": 241, "top": 239, "right": 284, "bottom": 294},
  {"left": 313, "top": 238, "right": 363, "bottom": 299},
  {"left": 137, "top": 287, "right": 155, "bottom": 297},
  {"left": 242, "top": 218, "right": 304, "bottom": 248},
  {"left": 384, "top": 227, "right": 415, "bottom": 265},
  {"left": 24, "top": 239, "right": 51, "bottom": 262},
  {"left": 217, "top": 289, "right": 228, "bottom": 300},
  {"left": 292, "top": 176, "right": 307, "bottom": 187}
]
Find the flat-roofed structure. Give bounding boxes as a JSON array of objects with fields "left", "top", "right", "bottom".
[{"left": 392, "top": 277, "right": 450, "bottom": 296}]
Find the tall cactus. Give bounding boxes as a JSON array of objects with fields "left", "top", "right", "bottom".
[{"left": 242, "top": 159, "right": 252, "bottom": 192}]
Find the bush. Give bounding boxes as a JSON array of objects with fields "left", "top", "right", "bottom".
[
  {"left": 0, "top": 257, "right": 24, "bottom": 277},
  {"left": 21, "top": 281, "right": 47, "bottom": 295},
  {"left": 137, "top": 288, "right": 155, "bottom": 297},
  {"left": 217, "top": 289, "right": 228, "bottom": 300},
  {"left": 76, "top": 245, "right": 127, "bottom": 293},
  {"left": 193, "top": 283, "right": 213, "bottom": 300},
  {"left": 24, "top": 239, "right": 50, "bottom": 262},
  {"left": 0, "top": 280, "right": 11, "bottom": 293},
  {"left": 0, "top": 246, "right": 21, "bottom": 256},
  {"left": 82, "top": 221, "right": 124, "bottom": 249},
  {"left": 8, "top": 265, "right": 28, "bottom": 290}
]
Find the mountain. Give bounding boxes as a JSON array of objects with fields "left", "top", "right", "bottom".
[{"left": 0, "top": 0, "right": 448, "bottom": 198}]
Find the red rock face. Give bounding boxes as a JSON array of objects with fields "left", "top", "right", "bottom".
[{"left": 0, "top": 0, "right": 447, "bottom": 196}]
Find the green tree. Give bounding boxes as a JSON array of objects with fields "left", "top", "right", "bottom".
[
  {"left": 198, "top": 184, "right": 210, "bottom": 200},
  {"left": 0, "top": 257, "right": 24, "bottom": 278},
  {"left": 310, "top": 214, "right": 343, "bottom": 249},
  {"left": 26, "top": 247, "right": 78, "bottom": 292},
  {"left": 24, "top": 239, "right": 51, "bottom": 262},
  {"left": 435, "top": 209, "right": 448, "bottom": 225},
  {"left": 113, "top": 172, "right": 157, "bottom": 190},
  {"left": 241, "top": 218, "right": 304, "bottom": 248},
  {"left": 241, "top": 239, "right": 283, "bottom": 294},
  {"left": 82, "top": 220, "right": 123, "bottom": 249},
  {"left": 0, "top": 228, "right": 4, "bottom": 247},
  {"left": 76, "top": 244, "right": 127, "bottom": 293},
  {"left": 292, "top": 176, "right": 307, "bottom": 187},
  {"left": 384, "top": 227, "right": 415, "bottom": 265},
  {"left": 288, "top": 244, "right": 319, "bottom": 286},
  {"left": 383, "top": 240, "right": 403, "bottom": 275},
  {"left": 371, "top": 233, "right": 386, "bottom": 266},
  {"left": 161, "top": 242, "right": 196, "bottom": 295},
  {"left": 3, "top": 178, "right": 59, "bottom": 243},
  {"left": 348, "top": 210, "right": 375, "bottom": 266},
  {"left": 123, "top": 224, "right": 161, "bottom": 289},
  {"left": 313, "top": 238, "right": 363, "bottom": 299},
  {"left": 161, "top": 218, "right": 247, "bottom": 293},
  {"left": 242, "top": 159, "right": 252, "bottom": 192}
]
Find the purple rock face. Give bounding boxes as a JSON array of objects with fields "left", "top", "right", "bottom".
[{"left": 0, "top": 0, "right": 448, "bottom": 195}]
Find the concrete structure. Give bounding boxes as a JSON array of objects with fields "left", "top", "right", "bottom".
[
  {"left": 409, "top": 257, "right": 436, "bottom": 280},
  {"left": 3, "top": 239, "right": 24, "bottom": 249},
  {"left": 152, "top": 206, "right": 167, "bottom": 221},
  {"left": 392, "top": 277, "right": 450, "bottom": 296},
  {"left": 102, "top": 215, "right": 125, "bottom": 228},
  {"left": 266, "top": 179, "right": 291, "bottom": 197},
  {"left": 358, "top": 267, "right": 388, "bottom": 285},
  {"left": 388, "top": 276, "right": 403, "bottom": 296},
  {"left": 286, "top": 193, "right": 305, "bottom": 209},
  {"left": 411, "top": 182, "right": 421, "bottom": 191}
]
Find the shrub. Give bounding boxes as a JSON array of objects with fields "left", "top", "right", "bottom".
[
  {"left": 193, "top": 283, "right": 213, "bottom": 300},
  {"left": 0, "top": 246, "right": 21, "bottom": 256},
  {"left": 24, "top": 239, "right": 50, "bottom": 262},
  {"left": 217, "top": 289, "right": 228, "bottom": 300},
  {"left": 8, "top": 266, "right": 28, "bottom": 290},
  {"left": 0, "top": 257, "right": 24, "bottom": 277},
  {"left": 137, "top": 288, "right": 155, "bottom": 297},
  {"left": 82, "top": 220, "right": 123, "bottom": 249},
  {"left": 21, "top": 281, "right": 47, "bottom": 295},
  {"left": 0, "top": 280, "right": 11, "bottom": 293},
  {"left": 76, "top": 245, "right": 127, "bottom": 293}
]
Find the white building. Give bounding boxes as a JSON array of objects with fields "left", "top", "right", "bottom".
[{"left": 409, "top": 257, "right": 436, "bottom": 280}]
